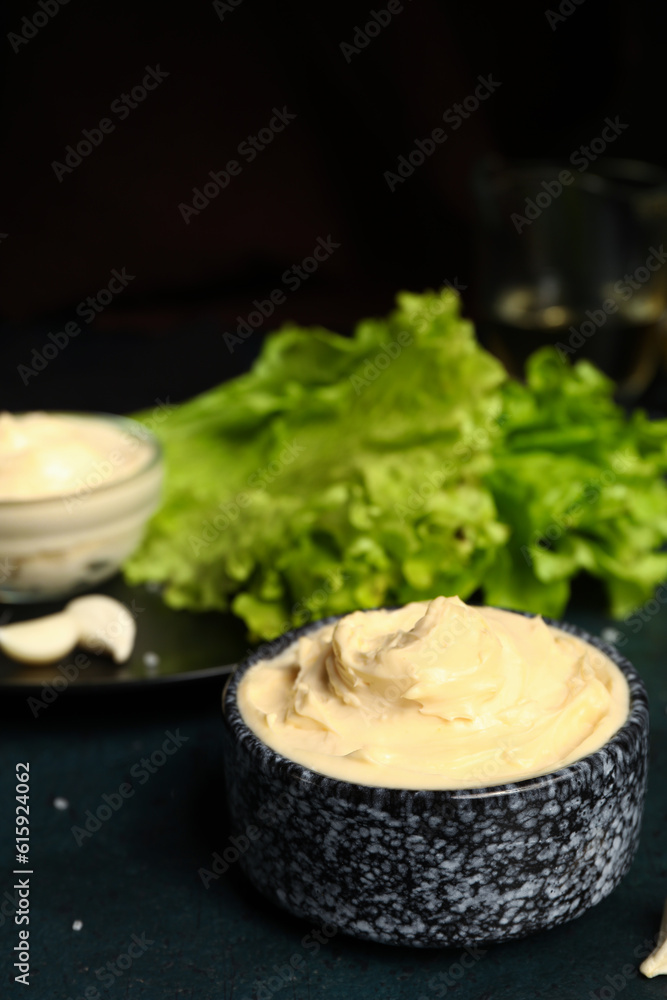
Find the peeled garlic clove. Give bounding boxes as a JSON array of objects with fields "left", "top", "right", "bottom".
[
  {"left": 0, "top": 612, "right": 79, "bottom": 664},
  {"left": 640, "top": 899, "right": 667, "bottom": 977},
  {"left": 65, "top": 595, "right": 136, "bottom": 664}
]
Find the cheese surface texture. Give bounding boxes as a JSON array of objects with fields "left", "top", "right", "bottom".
[{"left": 237, "top": 596, "right": 630, "bottom": 789}]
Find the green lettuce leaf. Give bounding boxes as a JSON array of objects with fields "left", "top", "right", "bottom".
[
  {"left": 486, "top": 348, "right": 667, "bottom": 617},
  {"left": 124, "top": 290, "right": 667, "bottom": 637}
]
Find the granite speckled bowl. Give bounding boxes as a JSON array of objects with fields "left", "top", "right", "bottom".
[{"left": 221, "top": 612, "right": 649, "bottom": 948}]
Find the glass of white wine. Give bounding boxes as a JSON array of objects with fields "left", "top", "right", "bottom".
[{"left": 473, "top": 157, "right": 667, "bottom": 401}]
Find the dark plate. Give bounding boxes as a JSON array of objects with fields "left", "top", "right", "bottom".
[{"left": 0, "top": 574, "right": 250, "bottom": 691}]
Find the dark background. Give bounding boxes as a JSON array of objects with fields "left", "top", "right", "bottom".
[
  {"left": 3, "top": 8, "right": 667, "bottom": 997},
  {"left": 0, "top": 0, "right": 659, "bottom": 413}
]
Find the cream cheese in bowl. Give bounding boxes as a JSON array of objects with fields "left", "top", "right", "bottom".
[
  {"left": 223, "top": 597, "right": 648, "bottom": 947},
  {"left": 238, "top": 596, "right": 630, "bottom": 789},
  {"left": 0, "top": 412, "right": 162, "bottom": 601},
  {"left": 0, "top": 412, "right": 152, "bottom": 500}
]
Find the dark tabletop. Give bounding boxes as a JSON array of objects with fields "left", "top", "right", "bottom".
[{"left": 1, "top": 598, "right": 667, "bottom": 1000}]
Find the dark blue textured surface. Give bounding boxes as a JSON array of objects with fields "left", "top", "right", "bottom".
[{"left": 1, "top": 604, "right": 667, "bottom": 999}]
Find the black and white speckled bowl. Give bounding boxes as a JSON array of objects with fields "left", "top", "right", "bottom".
[{"left": 221, "top": 612, "right": 649, "bottom": 948}]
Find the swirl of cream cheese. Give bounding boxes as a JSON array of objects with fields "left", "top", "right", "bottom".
[{"left": 237, "top": 596, "right": 629, "bottom": 789}]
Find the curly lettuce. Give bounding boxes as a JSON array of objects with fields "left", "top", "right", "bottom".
[{"left": 124, "top": 289, "right": 667, "bottom": 637}]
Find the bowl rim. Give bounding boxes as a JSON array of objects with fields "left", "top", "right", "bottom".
[
  {"left": 222, "top": 607, "right": 649, "bottom": 801},
  {"left": 0, "top": 411, "right": 162, "bottom": 507}
]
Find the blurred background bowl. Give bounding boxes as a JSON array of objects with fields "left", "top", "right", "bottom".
[{"left": 0, "top": 412, "right": 163, "bottom": 603}]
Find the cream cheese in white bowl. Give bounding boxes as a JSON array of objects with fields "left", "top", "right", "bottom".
[{"left": 0, "top": 411, "right": 162, "bottom": 602}]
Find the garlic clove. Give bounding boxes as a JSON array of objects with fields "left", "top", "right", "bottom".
[
  {"left": 0, "top": 612, "right": 79, "bottom": 664},
  {"left": 65, "top": 594, "right": 136, "bottom": 663},
  {"left": 640, "top": 898, "right": 667, "bottom": 977}
]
